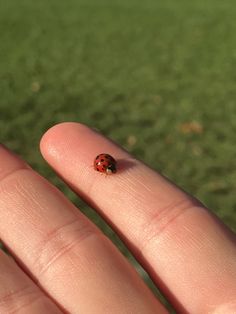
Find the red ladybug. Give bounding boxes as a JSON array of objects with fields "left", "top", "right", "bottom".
[{"left": 94, "top": 153, "right": 117, "bottom": 174}]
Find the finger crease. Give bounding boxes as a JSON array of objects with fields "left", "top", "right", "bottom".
[
  {"left": 139, "top": 197, "right": 202, "bottom": 256},
  {"left": 33, "top": 218, "right": 98, "bottom": 278}
]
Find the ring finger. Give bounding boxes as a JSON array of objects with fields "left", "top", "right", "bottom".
[{"left": 0, "top": 249, "right": 62, "bottom": 314}]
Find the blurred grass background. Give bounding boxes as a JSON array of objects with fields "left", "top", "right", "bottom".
[{"left": 0, "top": 0, "right": 236, "bottom": 311}]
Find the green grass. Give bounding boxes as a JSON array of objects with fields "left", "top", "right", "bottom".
[{"left": 0, "top": 0, "right": 236, "bottom": 310}]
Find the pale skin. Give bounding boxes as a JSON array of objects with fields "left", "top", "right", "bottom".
[{"left": 0, "top": 123, "right": 235, "bottom": 314}]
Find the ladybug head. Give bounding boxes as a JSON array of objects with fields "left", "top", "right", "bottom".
[{"left": 106, "top": 163, "right": 117, "bottom": 174}]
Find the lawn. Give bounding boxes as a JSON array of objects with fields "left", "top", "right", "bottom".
[{"left": 0, "top": 0, "right": 236, "bottom": 310}]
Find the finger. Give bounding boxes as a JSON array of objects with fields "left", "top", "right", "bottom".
[
  {"left": 40, "top": 122, "right": 236, "bottom": 314},
  {"left": 0, "top": 249, "right": 62, "bottom": 314},
  {"left": 0, "top": 145, "right": 166, "bottom": 314}
]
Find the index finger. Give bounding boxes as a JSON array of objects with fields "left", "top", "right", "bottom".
[{"left": 40, "top": 122, "right": 236, "bottom": 314}]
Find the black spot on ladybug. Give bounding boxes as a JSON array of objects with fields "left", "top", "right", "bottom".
[
  {"left": 96, "top": 167, "right": 99, "bottom": 171},
  {"left": 101, "top": 159, "right": 104, "bottom": 162}
]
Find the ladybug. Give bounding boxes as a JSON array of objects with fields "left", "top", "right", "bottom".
[{"left": 94, "top": 153, "right": 117, "bottom": 174}]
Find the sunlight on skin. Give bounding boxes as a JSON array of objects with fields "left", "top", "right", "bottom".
[
  {"left": 0, "top": 122, "right": 235, "bottom": 314},
  {"left": 0, "top": 144, "right": 166, "bottom": 314}
]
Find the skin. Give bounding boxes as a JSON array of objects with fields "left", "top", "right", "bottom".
[{"left": 0, "top": 122, "right": 235, "bottom": 314}]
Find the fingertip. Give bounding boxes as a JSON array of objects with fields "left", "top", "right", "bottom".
[
  {"left": 40, "top": 122, "right": 92, "bottom": 159},
  {"left": 39, "top": 121, "right": 126, "bottom": 167}
]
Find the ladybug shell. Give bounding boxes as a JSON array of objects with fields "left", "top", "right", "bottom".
[{"left": 94, "top": 153, "right": 117, "bottom": 174}]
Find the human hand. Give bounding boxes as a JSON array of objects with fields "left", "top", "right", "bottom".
[{"left": 0, "top": 123, "right": 235, "bottom": 314}]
